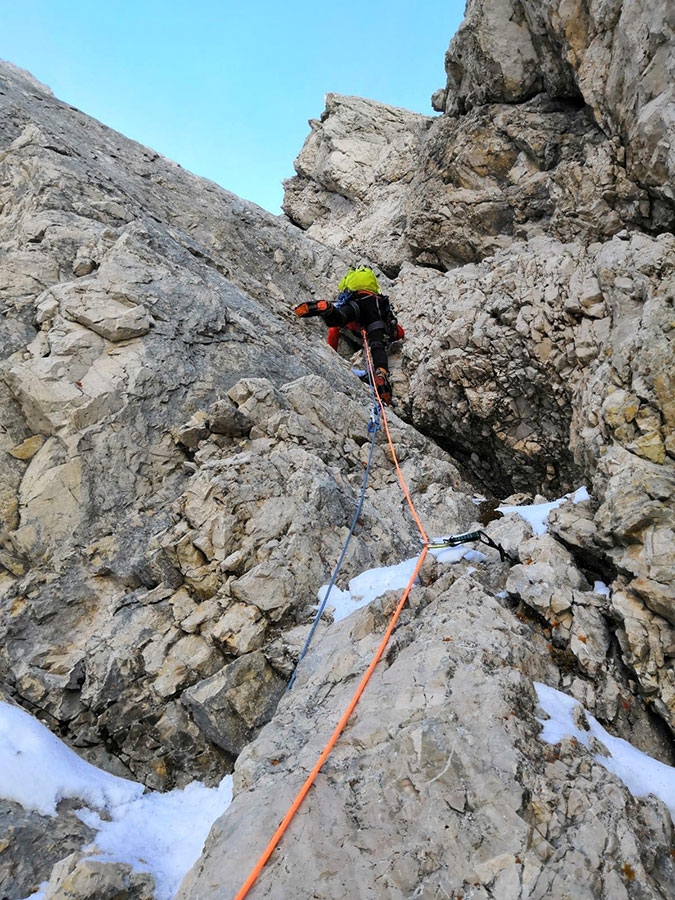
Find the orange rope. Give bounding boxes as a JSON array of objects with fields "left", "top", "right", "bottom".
[
  {"left": 233, "top": 546, "right": 428, "bottom": 900},
  {"left": 234, "top": 333, "right": 429, "bottom": 899},
  {"left": 361, "top": 331, "right": 428, "bottom": 545}
]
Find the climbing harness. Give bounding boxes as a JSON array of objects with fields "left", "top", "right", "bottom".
[
  {"left": 234, "top": 331, "right": 513, "bottom": 899},
  {"left": 425, "top": 529, "right": 518, "bottom": 564}
]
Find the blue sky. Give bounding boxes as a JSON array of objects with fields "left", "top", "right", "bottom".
[{"left": 1, "top": 1, "right": 466, "bottom": 214}]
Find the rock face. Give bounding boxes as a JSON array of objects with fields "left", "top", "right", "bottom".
[
  {"left": 1, "top": 0, "right": 675, "bottom": 895},
  {"left": 438, "top": 0, "right": 675, "bottom": 218},
  {"left": 283, "top": 0, "right": 675, "bottom": 740},
  {"left": 282, "top": 94, "right": 433, "bottom": 276},
  {"left": 0, "top": 51, "right": 471, "bottom": 849},
  {"left": 180, "top": 568, "right": 675, "bottom": 900},
  {"left": 0, "top": 799, "right": 95, "bottom": 900},
  {"left": 284, "top": 91, "right": 650, "bottom": 274}
]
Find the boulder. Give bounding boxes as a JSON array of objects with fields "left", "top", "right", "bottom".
[{"left": 182, "top": 652, "right": 287, "bottom": 756}]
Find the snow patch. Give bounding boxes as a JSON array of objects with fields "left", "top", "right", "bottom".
[
  {"left": 78, "top": 777, "right": 233, "bottom": 900},
  {"left": 320, "top": 542, "right": 485, "bottom": 623},
  {"left": 320, "top": 555, "right": 420, "bottom": 622},
  {"left": 535, "top": 682, "right": 675, "bottom": 820},
  {"left": 0, "top": 702, "right": 232, "bottom": 900},
  {"left": 0, "top": 702, "right": 143, "bottom": 817},
  {"left": 497, "top": 486, "right": 589, "bottom": 535}
]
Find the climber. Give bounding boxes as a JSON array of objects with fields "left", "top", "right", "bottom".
[{"left": 294, "top": 266, "right": 404, "bottom": 405}]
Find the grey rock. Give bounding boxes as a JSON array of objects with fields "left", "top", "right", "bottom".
[
  {"left": 284, "top": 91, "right": 650, "bottom": 274},
  {"left": 2, "top": 0, "right": 675, "bottom": 893},
  {"left": 41, "top": 854, "right": 155, "bottom": 900},
  {"left": 182, "top": 651, "right": 286, "bottom": 756},
  {"left": 439, "top": 0, "right": 579, "bottom": 112},
  {"left": 283, "top": 93, "right": 432, "bottom": 274},
  {"left": 206, "top": 399, "right": 252, "bottom": 437},
  {"left": 0, "top": 799, "right": 94, "bottom": 900},
  {"left": 437, "top": 0, "right": 675, "bottom": 214},
  {"left": 0, "top": 59, "right": 377, "bottom": 791},
  {"left": 178, "top": 575, "right": 675, "bottom": 900}
]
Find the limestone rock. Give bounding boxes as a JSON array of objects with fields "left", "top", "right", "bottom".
[
  {"left": 284, "top": 92, "right": 648, "bottom": 273},
  {"left": 437, "top": 0, "right": 675, "bottom": 218},
  {"left": 40, "top": 854, "right": 155, "bottom": 900},
  {"left": 59, "top": 282, "right": 154, "bottom": 341},
  {"left": 281, "top": 8, "right": 675, "bottom": 743},
  {"left": 209, "top": 602, "right": 266, "bottom": 655},
  {"left": 1, "top": 53, "right": 480, "bottom": 799},
  {"left": 632, "top": 578, "right": 675, "bottom": 627},
  {"left": 439, "top": 0, "right": 579, "bottom": 112},
  {"left": 2, "top": 2, "right": 675, "bottom": 894},
  {"left": 177, "top": 575, "right": 675, "bottom": 900},
  {"left": 206, "top": 399, "right": 252, "bottom": 437},
  {"left": 593, "top": 446, "right": 675, "bottom": 586},
  {"left": 280, "top": 89, "right": 674, "bottom": 733},
  {"left": 611, "top": 584, "right": 675, "bottom": 726},
  {"left": 283, "top": 93, "right": 431, "bottom": 274},
  {"left": 182, "top": 651, "right": 286, "bottom": 756},
  {"left": 0, "top": 799, "right": 94, "bottom": 900},
  {"left": 0, "top": 59, "right": 394, "bottom": 791},
  {"left": 505, "top": 531, "right": 613, "bottom": 678},
  {"left": 8, "top": 434, "right": 44, "bottom": 460}
]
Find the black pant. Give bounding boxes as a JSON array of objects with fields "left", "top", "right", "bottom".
[{"left": 324, "top": 294, "right": 389, "bottom": 371}]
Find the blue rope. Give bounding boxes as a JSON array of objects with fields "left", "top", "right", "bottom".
[{"left": 287, "top": 380, "right": 381, "bottom": 690}]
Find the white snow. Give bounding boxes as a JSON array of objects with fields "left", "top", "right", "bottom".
[
  {"left": 497, "top": 486, "right": 589, "bottom": 535},
  {"left": 320, "top": 486, "right": 591, "bottom": 624},
  {"left": 319, "top": 555, "right": 421, "bottom": 622},
  {"left": 535, "top": 682, "right": 675, "bottom": 819},
  {"left": 0, "top": 701, "right": 232, "bottom": 900},
  {"left": 0, "top": 702, "right": 144, "bottom": 817},
  {"left": 78, "top": 777, "right": 233, "bottom": 900},
  {"left": 319, "top": 544, "right": 487, "bottom": 623},
  {"left": 433, "top": 546, "right": 487, "bottom": 566}
]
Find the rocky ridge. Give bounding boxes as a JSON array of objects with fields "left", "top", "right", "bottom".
[{"left": 1, "top": 0, "right": 675, "bottom": 896}]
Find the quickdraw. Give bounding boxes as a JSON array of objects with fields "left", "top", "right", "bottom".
[{"left": 425, "top": 529, "right": 518, "bottom": 564}]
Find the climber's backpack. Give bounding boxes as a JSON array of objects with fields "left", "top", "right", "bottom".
[
  {"left": 337, "top": 267, "right": 403, "bottom": 346},
  {"left": 338, "top": 266, "right": 381, "bottom": 295}
]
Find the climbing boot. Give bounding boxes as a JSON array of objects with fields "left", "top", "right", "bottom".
[
  {"left": 294, "top": 299, "right": 331, "bottom": 318},
  {"left": 374, "top": 367, "right": 392, "bottom": 405}
]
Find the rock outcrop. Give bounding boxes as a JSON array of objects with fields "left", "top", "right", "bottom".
[
  {"left": 438, "top": 0, "right": 675, "bottom": 218},
  {"left": 283, "top": 0, "right": 675, "bottom": 740},
  {"left": 0, "top": 53, "right": 469, "bottom": 804},
  {"left": 0, "top": 798, "right": 95, "bottom": 900},
  {"left": 180, "top": 568, "right": 675, "bottom": 900},
  {"left": 1, "top": 0, "right": 675, "bottom": 895},
  {"left": 283, "top": 91, "right": 650, "bottom": 273}
]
